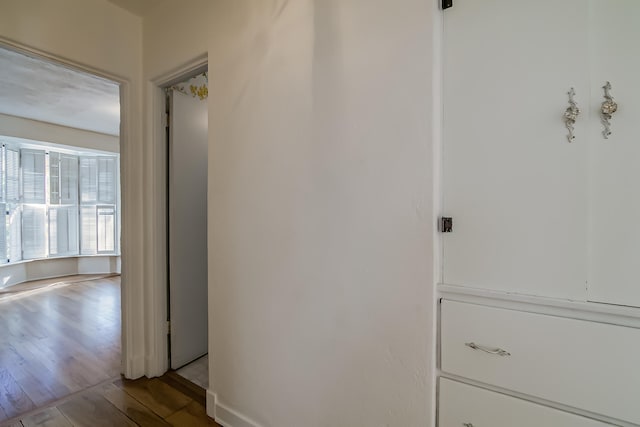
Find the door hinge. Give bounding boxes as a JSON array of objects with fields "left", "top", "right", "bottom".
[
  {"left": 440, "top": 217, "right": 453, "bottom": 233},
  {"left": 442, "top": 0, "right": 453, "bottom": 9}
]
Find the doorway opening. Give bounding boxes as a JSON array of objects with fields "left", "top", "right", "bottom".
[{"left": 0, "top": 43, "right": 123, "bottom": 422}]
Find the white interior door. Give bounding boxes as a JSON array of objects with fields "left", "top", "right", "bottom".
[
  {"left": 169, "top": 85, "right": 209, "bottom": 369},
  {"left": 442, "top": 0, "right": 590, "bottom": 299},
  {"left": 586, "top": 0, "right": 640, "bottom": 307}
]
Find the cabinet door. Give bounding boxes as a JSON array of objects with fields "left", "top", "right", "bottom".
[
  {"left": 587, "top": 0, "right": 640, "bottom": 307},
  {"left": 442, "top": 0, "right": 590, "bottom": 298}
]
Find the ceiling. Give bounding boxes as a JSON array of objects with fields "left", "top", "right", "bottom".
[{"left": 0, "top": 46, "right": 120, "bottom": 136}]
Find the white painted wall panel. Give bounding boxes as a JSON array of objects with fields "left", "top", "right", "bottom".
[
  {"left": 0, "top": 114, "right": 119, "bottom": 153},
  {"left": 144, "top": 0, "right": 437, "bottom": 425}
]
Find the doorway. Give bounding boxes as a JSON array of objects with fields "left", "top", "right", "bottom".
[
  {"left": 165, "top": 69, "right": 209, "bottom": 384},
  {"left": 0, "top": 42, "right": 124, "bottom": 422}
]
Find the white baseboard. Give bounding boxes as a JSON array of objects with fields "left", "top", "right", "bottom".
[
  {"left": 207, "top": 390, "right": 263, "bottom": 427},
  {"left": 206, "top": 389, "right": 216, "bottom": 418},
  {"left": 0, "top": 255, "right": 121, "bottom": 289}
]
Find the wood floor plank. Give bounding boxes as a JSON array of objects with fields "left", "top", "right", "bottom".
[
  {"left": 20, "top": 407, "right": 72, "bottom": 427},
  {"left": 115, "top": 377, "right": 192, "bottom": 418},
  {"left": 11, "top": 341, "right": 74, "bottom": 400},
  {"left": 100, "top": 383, "right": 171, "bottom": 427},
  {"left": 0, "top": 369, "right": 36, "bottom": 418},
  {"left": 4, "top": 364, "right": 56, "bottom": 407},
  {"left": 165, "top": 401, "right": 220, "bottom": 427},
  {"left": 161, "top": 371, "right": 206, "bottom": 405},
  {"left": 57, "top": 390, "right": 137, "bottom": 427}
]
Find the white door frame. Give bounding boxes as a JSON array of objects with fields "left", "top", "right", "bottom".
[
  {"left": 0, "top": 37, "right": 145, "bottom": 379},
  {"left": 144, "top": 55, "right": 208, "bottom": 377}
]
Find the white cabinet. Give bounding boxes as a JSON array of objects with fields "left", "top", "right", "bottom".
[
  {"left": 439, "top": 378, "right": 613, "bottom": 427},
  {"left": 438, "top": 1, "right": 640, "bottom": 425},
  {"left": 441, "top": 300, "right": 640, "bottom": 425},
  {"left": 587, "top": 0, "right": 640, "bottom": 307},
  {"left": 442, "top": 0, "right": 640, "bottom": 306},
  {"left": 442, "top": 0, "right": 590, "bottom": 300}
]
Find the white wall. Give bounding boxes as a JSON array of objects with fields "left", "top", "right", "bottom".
[
  {"left": 144, "top": 1, "right": 437, "bottom": 426},
  {"left": 0, "top": 0, "right": 145, "bottom": 378},
  {"left": 0, "top": 256, "right": 121, "bottom": 289},
  {"left": 0, "top": 113, "right": 120, "bottom": 153}
]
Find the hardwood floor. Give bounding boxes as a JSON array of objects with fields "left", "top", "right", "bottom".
[
  {"left": 0, "top": 276, "right": 220, "bottom": 426},
  {"left": 1, "top": 374, "right": 221, "bottom": 427},
  {"left": 0, "top": 276, "right": 121, "bottom": 422}
]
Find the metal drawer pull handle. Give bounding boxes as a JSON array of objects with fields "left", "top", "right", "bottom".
[
  {"left": 465, "top": 342, "right": 511, "bottom": 356},
  {"left": 463, "top": 424, "right": 474, "bottom": 427}
]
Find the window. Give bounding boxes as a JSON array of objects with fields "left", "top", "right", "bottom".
[
  {"left": 21, "top": 149, "right": 47, "bottom": 259},
  {"left": 22, "top": 205, "right": 47, "bottom": 259},
  {"left": 0, "top": 141, "right": 119, "bottom": 263},
  {"left": 49, "top": 152, "right": 79, "bottom": 257},
  {"left": 5, "top": 148, "right": 21, "bottom": 263},
  {"left": 6, "top": 148, "right": 20, "bottom": 203},
  {"left": 49, "top": 207, "right": 79, "bottom": 256},
  {"left": 80, "top": 156, "right": 117, "bottom": 254},
  {"left": 7, "top": 206, "right": 21, "bottom": 263},
  {"left": 21, "top": 149, "right": 46, "bottom": 204}
]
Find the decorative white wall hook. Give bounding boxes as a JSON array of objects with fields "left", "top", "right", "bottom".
[
  {"left": 601, "top": 81, "right": 618, "bottom": 139},
  {"left": 563, "top": 87, "right": 580, "bottom": 142}
]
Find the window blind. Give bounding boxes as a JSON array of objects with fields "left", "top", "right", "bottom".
[
  {"left": 0, "top": 148, "right": 5, "bottom": 203},
  {"left": 21, "top": 150, "right": 46, "bottom": 204},
  {"left": 6, "top": 148, "right": 20, "bottom": 202},
  {"left": 22, "top": 205, "right": 47, "bottom": 259},
  {"left": 97, "top": 157, "right": 116, "bottom": 204},
  {"left": 49, "top": 206, "right": 79, "bottom": 256},
  {"left": 0, "top": 203, "right": 6, "bottom": 263},
  {"left": 80, "top": 206, "right": 97, "bottom": 255},
  {"left": 97, "top": 206, "right": 115, "bottom": 252},
  {"left": 80, "top": 157, "right": 98, "bottom": 203},
  {"left": 50, "top": 152, "right": 60, "bottom": 204},
  {"left": 7, "top": 205, "right": 21, "bottom": 263},
  {"left": 61, "top": 154, "right": 79, "bottom": 204}
]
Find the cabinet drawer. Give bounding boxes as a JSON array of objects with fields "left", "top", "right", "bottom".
[
  {"left": 439, "top": 378, "right": 612, "bottom": 427},
  {"left": 441, "top": 300, "right": 640, "bottom": 424}
]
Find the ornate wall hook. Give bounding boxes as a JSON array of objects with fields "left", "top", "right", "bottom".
[
  {"left": 563, "top": 87, "right": 580, "bottom": 142},
  {"left": 601, "top": 81, "right": 618, "bottom": 139}
]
